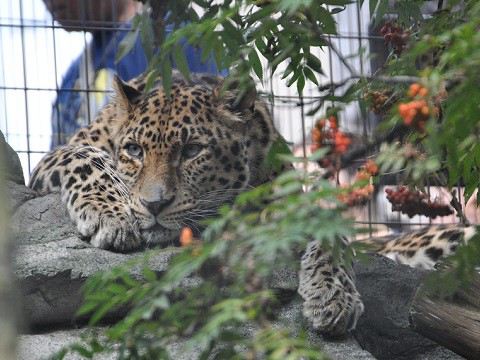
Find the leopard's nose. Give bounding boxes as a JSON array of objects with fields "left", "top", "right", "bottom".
[{"left": 140, "top": 196, "right": 175, "bottom": 216}]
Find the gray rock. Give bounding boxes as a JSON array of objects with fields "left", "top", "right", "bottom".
[
  {"left": 6, "top": 181, "right": 37, "bottom": 214},
  {"left": 17, "top": 304, "right": 375, "bottom": 360},
  {"left": 11, "top": 183, "right": 373, "bottom": 358},
  {"left": 18, "top": 329, "right": 116, "bottom": 360},
  {"left": 11, "top": 192, "right": 76, "bottom": 247},
  {"left": 1, "top": 130, "right": 25, "bottom": 185},
  {"left": 276, "top": 301, "right": 375, "bottom": 359},
  {"left": 9, "top": 177, "right": 463, "bottom": 359},
  {"left": 11, "top": 187, "right": 185, "bottom": 329},
  {"left": 353, "top": 254, "right": 464, "bottom": 360}
]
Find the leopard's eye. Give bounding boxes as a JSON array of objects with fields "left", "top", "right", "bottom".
[
  {"left": 125, "top": 143, "right": 143, "bottom": 159},
  {"left": 181, "top": 144, "right": 204, "bottom": 160}
]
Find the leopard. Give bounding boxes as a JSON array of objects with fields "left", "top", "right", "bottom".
[
  {"left": 363, "top": 224, "right": 477, "bottom": 270},
  {"left": 28, "top": 70, "right": 476, "bottom": 337}
]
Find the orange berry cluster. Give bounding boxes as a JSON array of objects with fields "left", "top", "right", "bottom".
[
  {"left": 180, "top": 227, "right": 193, "bottom": 247},
  {"left": 338, "top": 161, "right": 378, "bottom": 207},
  {"left": 385, "top": 186, "right": 453, "bottom": 219},
  {"left": 311, "top": 116, "right": 352, "bottom": 155},
  {"left": 311, "top": 116, "right": 336, "bottom": 151},
  {"left": 339, "top": 184, "right": 374, "bottom": 207},
  {"left": 179, "top": 227, "right": 202, "bottom": 256},
  {"left": 408, "top": 83, "right": 428, "bottom": 98},
  {"left": 333, "top": 132, "right": 351, "bottom": 153},
  {"left": 398, "top": 84, "right": 437, "bottom": 131},
  {"left": 364, "top": 89, "right": 397, "bottom": 115},
  {"left": 381, "top": 21, "right": 410, "bottom": 54},
  {"left": 363, "top": 160, "right": 379, "bottom": 176}
]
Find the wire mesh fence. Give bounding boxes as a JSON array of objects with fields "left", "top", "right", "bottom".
[{"left": 0, "top": 0, "right": 470, "bottom": 240}]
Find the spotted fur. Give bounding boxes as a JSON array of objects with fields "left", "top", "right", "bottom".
[
  {"left": 299, "top": 237, "right": 364, "bottom": 336},
  {"left": 28, "top": 71, "right": 366, "bottom": 336},
  {"left": 29, "top": 72, "right": 286, "bottom": 250},
  {"left": 364, "top": 224, "right": 477, "bottom": 270}
]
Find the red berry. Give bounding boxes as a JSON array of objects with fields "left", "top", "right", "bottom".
[
  {"left": 386, "top": 21, "right": 392, "bottom": 27},
  {"left": 395, "top": 26, "right": 401, "bottom": 32}
]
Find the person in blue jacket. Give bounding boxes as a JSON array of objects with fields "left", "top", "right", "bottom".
[{"left": 43, "top": 0, "right": 224, "bottom": 147}]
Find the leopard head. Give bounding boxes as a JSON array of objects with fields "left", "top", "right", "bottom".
[{"left": 109, "top": 72, "right": 283, "bottom": 245}]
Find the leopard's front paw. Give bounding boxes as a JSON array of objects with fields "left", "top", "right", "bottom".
[
  {"left": 302, "top": 284, "right": 364, "bottom": 336},
  {"left": 299, "top": 240, "right": 364, "bottom": 336},
  {"left": 73, "top": 206, "right": 141, "bottom": 252}
]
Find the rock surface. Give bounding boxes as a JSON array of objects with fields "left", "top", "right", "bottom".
[
  {"left": 352, "top": 255, "right": 463, "bottom": 360},
  {"left": 2, "top": 130, "right": 25, "bottom": 185},
  {"left": 10, "top": 186, "right": 185, "bottom": 329},
  {"left": 12, "top": 183, "right": 464, "bottom": 359},
  {"left": 6, "top": 141, "right": 462, "bottom": 359},
  {"left": 18, "top": 303, "right": 376, "bottom": 360}
]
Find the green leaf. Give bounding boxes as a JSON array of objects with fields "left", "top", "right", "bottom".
[
  {"left": 173, "top": 43, "right": 191, "bottom": 79},
  {"left": 116, "top": 28, "right": 140, "bottom": 63},
  {"left": 322, "top": 0, "right": 353, "bottom": 5},
  {"left": 76, "top": 301, "right": 99, "bottom": 317},
  {"left": 303, "top": 67, "right": 319, "bottom": 85},
  {"left": 281, "top": 55, "right": 302, "bottom": 80},
  {"left": 305, "top": 53, "right": 322, "bottom": 73},
  {"left": 395, "top": 2, "right": 409, "bottom": 24},
  {"left": 397, "top": 1, "right": 424, "bottom": 22},
  {"left": 374, "top": 0, "right": 389, "bottom": 27},
  {"left": 248, "top": 48, "right": 264, "bottom": 81},
  {"left": 331, "top": 6, "right": 347, "bottom": 14},
  {"left": 297, "top": 73, "right": 306, "bottom": 93},
  {"left": 106, "top": 283, "right": 127, "bottom": 295},
  {"left": 140, "top": 12, "right": 154, "bottom": 63},
  {"left": 272, "top": 181, "right": 303, "bottom": 197},
  {"left": 287, "top": 68, "right": 302, "bottom": 87},
  {"left": 89, "top": 300, "right": 118, "bottom": 326},
  {"left": 161, "top": 58, "right": 173, "bottom": 96},
  {"left": 222, "top": 20, "right": 245, "bottom": 46},
  {"left": 50, "top": 348, "right": 68, "bottom": 360},
  {"left": 369, "top": 0, "right": 379, "bottom": 17},
  {"left": 144, "top": 69, "right": 161, "bottom": 93},
  {"left": 319, "top": 6, "right": 338, "bottom": 35},
  {"left": 71, "top": 344, "right": 93, "bottom": 358},
  {"left": 266, "top": 138, "right": 292, "bottom": 173},
  {"left": 309, "top": 147, "right": 329, "bottom": 162}
]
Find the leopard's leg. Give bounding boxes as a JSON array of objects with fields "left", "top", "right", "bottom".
[
  {"left": 298, "top": 238, "right": 364, "bottom": 336},
  {"left": 29, "top": 145, "right": 141, "bottom": 252}
]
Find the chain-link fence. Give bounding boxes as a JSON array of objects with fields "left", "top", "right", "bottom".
[{"left": 1, "top": 0, "right": 469, "bottom": 239}]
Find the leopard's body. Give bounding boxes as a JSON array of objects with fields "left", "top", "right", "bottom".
[
  {"left": 364, "top": 224, "right": 476, "bottom": 270},
  {"left": 29, "top": 71, "right": 475, "bottom": 336},
  {"left": 30, "top": 72, "right": 283, "bottom": 250}
]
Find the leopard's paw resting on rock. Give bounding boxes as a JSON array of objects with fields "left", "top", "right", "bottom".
[{"left": 298, "top": 240, "right": 364, "bottom": 336}]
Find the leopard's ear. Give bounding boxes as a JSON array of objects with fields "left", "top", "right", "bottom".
[
  {"left": 214, "top": 76, "right": 257, "bottom": 115},
  {"left": 113, "top": 75, "right": 143, "bottom": 111}
]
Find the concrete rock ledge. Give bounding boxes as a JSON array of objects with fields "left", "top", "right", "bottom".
[
  {"left": 11, "top": 189, "right": 183, "bottom": 328},
  {"left": 5, "top": 139, "right": 462, "bottom": 359},
  {"left": 11, "top": 182, "right": 463, "bottom": 359},
  {"left": 18, "top": 303, "right": 377, "bottom": 360}
]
